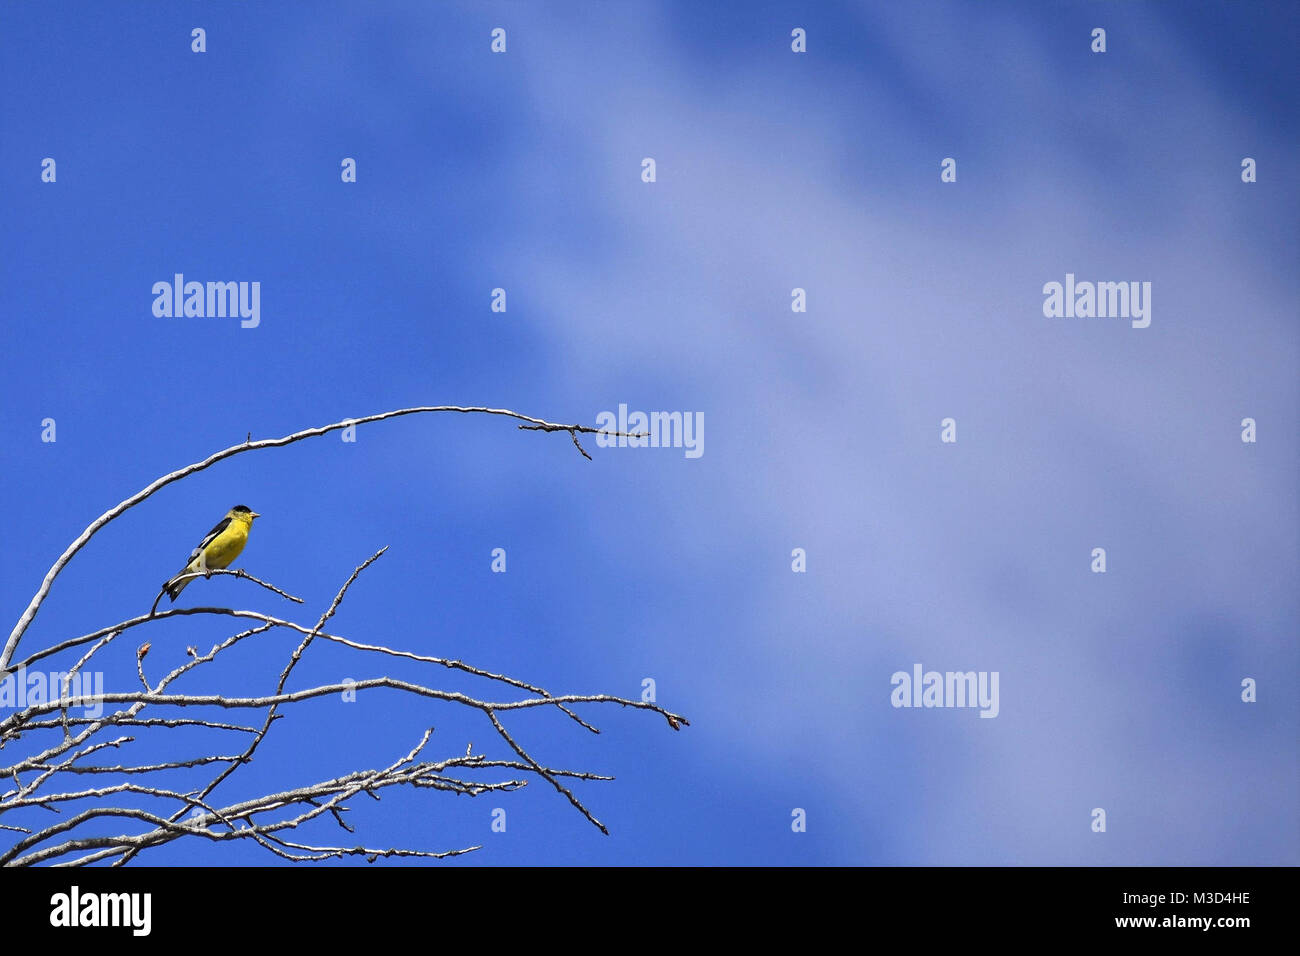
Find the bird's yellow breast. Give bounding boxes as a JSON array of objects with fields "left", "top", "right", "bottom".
[{"left": 203, "top": 517, "right": 252, "bottom": 570}]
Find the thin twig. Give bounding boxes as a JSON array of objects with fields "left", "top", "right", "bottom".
[{"left": 148, "top": 568, "right": 302, "bottom": 616}]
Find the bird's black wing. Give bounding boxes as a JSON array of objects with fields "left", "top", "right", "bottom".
[{"left": 187, "top": 516, "right": 232, "bottom": 563}]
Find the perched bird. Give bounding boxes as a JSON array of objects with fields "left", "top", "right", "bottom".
[{"left": 163, "top": 505, "right": 260, "bottom": 602}]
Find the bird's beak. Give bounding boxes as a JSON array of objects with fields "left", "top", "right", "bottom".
[{"left": 250, "top": 512, "right": 261, "bottom": 519}]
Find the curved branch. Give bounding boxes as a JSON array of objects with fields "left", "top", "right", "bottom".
[
  {"left": 3, "top": 405, "right": 643, "bottom": 671},
  {"left": 12, "top": 605, "right": 604, "bottom": 735},
  {"left": 2, "top": 681, "right": 689, "bottom": 734}
]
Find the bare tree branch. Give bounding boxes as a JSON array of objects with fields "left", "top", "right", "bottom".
[
  {"left": 2, "top": 405, "right": 686, "bottom": 867},
  {"left": 147, "top": 568, "right": 303, "bottom": 616},
  {"left": 3, "top": 405, "right": 648, "bottom": 671}
]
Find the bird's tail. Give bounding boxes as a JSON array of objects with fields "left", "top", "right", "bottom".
[{"left": 163, "top": 570, "right": 192, "bottom": 602}]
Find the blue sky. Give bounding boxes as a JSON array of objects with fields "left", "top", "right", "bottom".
[{"left": 1, "top": 1, "right": 1296, "bottom": 865}]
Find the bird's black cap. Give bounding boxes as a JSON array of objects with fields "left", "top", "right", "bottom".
[{"left": 232, "top": 505, "right": 253, "bottom": 513}]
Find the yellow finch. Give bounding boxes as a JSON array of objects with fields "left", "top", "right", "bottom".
[{"left": 163, "top": 505, "right": 260, "bottom": 601}]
